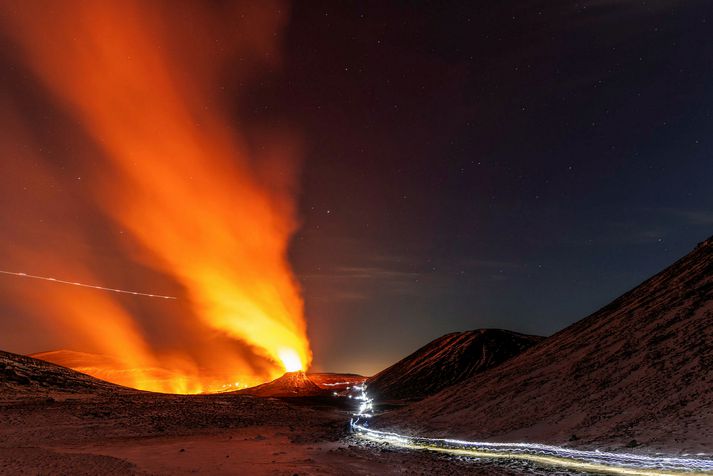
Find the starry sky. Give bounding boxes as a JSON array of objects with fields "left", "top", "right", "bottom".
[
  {"left": 275, "top": 0, "right": 713, "bottom": 373},
  {"left": 1, "top": 1, "right": 712, "bottom": 376}
]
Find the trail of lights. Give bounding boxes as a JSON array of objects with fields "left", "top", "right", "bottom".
[
  {"left": 348, "top": 384, "right": 713, "bottom": 475},
  {"left": 0, "top": 269, "right": 177, "bottom": 299}
]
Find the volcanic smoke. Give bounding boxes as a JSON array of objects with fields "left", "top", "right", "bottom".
[{"left": 0, "top": 1, "right": 311, "bottom": 393}]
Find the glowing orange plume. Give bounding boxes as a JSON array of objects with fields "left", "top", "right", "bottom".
[{"left": 0, "top": 0, "right": 311, "bottom": 392}]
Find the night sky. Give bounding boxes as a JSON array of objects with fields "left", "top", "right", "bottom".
[
  {"left": 277, "top": 1, "right": 713, "bottom": 373},
  {"left": 1, "top": 1, "right": 713, "bottom": 376}
]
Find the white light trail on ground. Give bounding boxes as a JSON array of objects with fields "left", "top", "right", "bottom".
[
  {"left": 0, "top": 269, "right": 177, "bottom": 299},
  {"left": 348, "top": 384, "right": 713, "bottom": 475}
]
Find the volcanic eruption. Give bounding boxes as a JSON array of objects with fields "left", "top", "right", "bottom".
[{"left": 0, "top": 0, "right": 311, "bottom": 393}]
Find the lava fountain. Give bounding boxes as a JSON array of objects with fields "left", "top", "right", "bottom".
[{"left": 0, "top": 1, "right": 311, "bottom": 392}]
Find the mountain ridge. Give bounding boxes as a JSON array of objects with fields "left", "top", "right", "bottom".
[
  {"left": 371, "top": 236, "right": 713, "bottom": 452},
  {"left": 236, "top": 371, "right": 325, "bottom": 397},
  {"left": 367, "top": 328, "right": 543, "bottom": 402}
]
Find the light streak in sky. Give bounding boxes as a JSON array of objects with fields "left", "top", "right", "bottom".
[
  {"left": 348, "top": 385, "right": 713, "bottom": 475},
  {"left": 0, "top": 269, "right": 177, "bottom": 300}
]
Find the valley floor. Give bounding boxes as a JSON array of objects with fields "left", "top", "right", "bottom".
[{"left": 0, "top": 392, "right": 536, "bottom": 475}]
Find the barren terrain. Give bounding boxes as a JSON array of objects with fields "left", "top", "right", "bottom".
[
  {"left": 372, "top": 237, "right": 713, "bottom": 454},
  {"left": 367, "top": 329, "right": 543, "bottom": 402},
  {"left": 0, "top": 351, "right": 532, "bottom": 475}
]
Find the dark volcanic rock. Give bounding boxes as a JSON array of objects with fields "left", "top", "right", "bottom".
[
  {"left": 366, "top": 329, "right": 543, "bottom": 402},
  {"left": 372, "top": 235, "right": 713, "bottom": 452},
  {"left": 0, "top": 350, "right": 133, "bottom": 396},
  {"left": 237, "top": 371, "right": 326, "bottom": 397}
]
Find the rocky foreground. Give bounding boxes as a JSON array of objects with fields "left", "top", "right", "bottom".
[{"left": 0, "top": 350, "right": 533, "bottom": 475}]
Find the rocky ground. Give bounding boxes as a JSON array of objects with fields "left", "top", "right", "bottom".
[{"left": 0, "top": 350, "right": 544, "bottom": 475}]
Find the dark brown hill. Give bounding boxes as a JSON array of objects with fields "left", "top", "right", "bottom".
[
  {"left": 372, "top": 236, "right": 713, "bottom": 452},
  {"left": 367, "top": 329, "right": 543, "bottom": 402},
  {"left": 0, "top": 350, "right": 133, "bottom": 397}
]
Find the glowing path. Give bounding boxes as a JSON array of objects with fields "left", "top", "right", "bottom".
[
  {"left": 0, "top": 270, "right": 177, "bottom": 299},
  {"left": 348, "top": 384, "right": 713, "bottom": 475}
]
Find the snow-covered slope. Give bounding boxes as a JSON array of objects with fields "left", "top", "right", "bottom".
[
  {"left": 367, "top": 329, "right": 543, "bottom": 402},
  {"left": 372, "top": 236, "right": 713, "bottom": 453}
]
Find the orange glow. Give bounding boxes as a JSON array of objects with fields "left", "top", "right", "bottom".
[
  {"left": 279, "top": 348, "right": 304, "bottom": 373},
  {"left": 0, "top": 1, "right": 311, "bottom": 392}
]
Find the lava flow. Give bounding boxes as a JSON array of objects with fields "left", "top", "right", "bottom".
[{"left": 0, "top": 0, "right": 311, "bottom": 393}]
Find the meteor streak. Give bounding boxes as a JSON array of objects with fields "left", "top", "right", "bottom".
[
  {"left": 349, "top": 386, "right": 713, "bottom": 475},
  {"left": 0, "top": 270, "right": 177, "bottom": 299}
]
